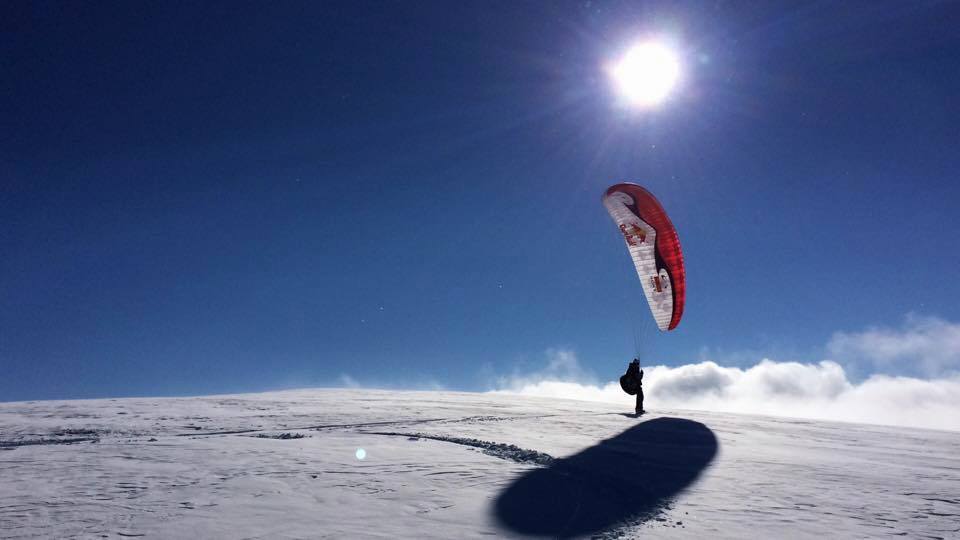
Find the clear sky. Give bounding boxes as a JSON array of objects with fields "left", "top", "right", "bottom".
[{"left": 3, "top": 1, "right": 959, "bottom": 401}]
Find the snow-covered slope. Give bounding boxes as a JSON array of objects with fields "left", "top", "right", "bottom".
[{"left": 1, "top": 389, "right": 957, "bottom": 539}]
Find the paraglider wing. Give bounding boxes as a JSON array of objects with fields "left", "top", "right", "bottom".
[{"left": 602, "top": 183, "right": 685, "bottom": 331}]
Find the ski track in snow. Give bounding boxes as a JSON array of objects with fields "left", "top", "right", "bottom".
[
  {"left": 0, "top": 389, "right": 958, "bottom": 539},
  {"left": 364, "top": 431, "right": 556, "bottom": 466}
]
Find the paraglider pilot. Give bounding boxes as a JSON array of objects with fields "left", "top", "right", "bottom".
[{"left": 620, "top": 358, "right": 644, "bottom": 415}]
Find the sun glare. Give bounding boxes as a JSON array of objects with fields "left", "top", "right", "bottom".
[{"left": 610, "top": 41, "right": 681, "bottom": 107}]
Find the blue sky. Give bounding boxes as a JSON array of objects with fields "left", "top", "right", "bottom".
[{"left": 3, "top": 1, "right": 960, "bottom": 401}]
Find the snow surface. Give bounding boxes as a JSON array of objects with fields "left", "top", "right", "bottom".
[{"left": 1, "top": 389, "right": 958, "bottom": 539}]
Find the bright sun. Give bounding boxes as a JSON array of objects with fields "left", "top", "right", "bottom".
[{"left": 610, "top": 41, "right": 681, "bottom": 107}]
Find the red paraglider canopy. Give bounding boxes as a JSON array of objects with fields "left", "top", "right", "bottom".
[{"left": 602, "top": 183, "right": 685, "bottom": 331}]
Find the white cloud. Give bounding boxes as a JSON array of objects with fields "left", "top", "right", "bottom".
[
  {"left": 494, "top": 348, "right": 597, "bottom": 390},
  {"left": 827, "top": 314, "right": 960, "bottom": 378},
  {"left": 490, "top": 350, "right": 960, "bottom": 432},
  {"left": 335, "top": 373, "right": 445, "bottom": 391},
  {"left": 338, "top": 374, "right": 361, "bottom": 388}
]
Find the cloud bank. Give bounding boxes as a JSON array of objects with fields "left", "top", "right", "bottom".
[
  {"left": 828, "top": 314, "right": 960, "bottom": 379},
  {"left": 491, "top": 317, "right": 960, "bottom": 432}
]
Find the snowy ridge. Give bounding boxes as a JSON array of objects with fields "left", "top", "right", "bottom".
[{"left": 1, "top": 389, "right": 958, "bottom": 539}]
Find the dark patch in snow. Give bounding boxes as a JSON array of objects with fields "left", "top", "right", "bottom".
[
  {"left": 0, "top": 437, "right": 99, "bottom": 448},
  {"left": 50, "top": 428, "right": 100, "bottom": 437},
  {"left": 921, "top": 497, "right": 959, "bottom": 505},
  {"left": 438, "top": 414, "right": 561, "bottom": 425},
  {"left": 367, "top": 432, "right": 555, "bottom": 466},
  {"left": 495, "top": 417, "right": 718, "bottom": 539},
  {"left": 253, "top": 432, "right": 308, "bottom": 440}
]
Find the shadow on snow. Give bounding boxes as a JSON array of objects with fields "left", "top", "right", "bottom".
[{"left": 494, "top": 417, "right": 718, "bottom": 538}]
